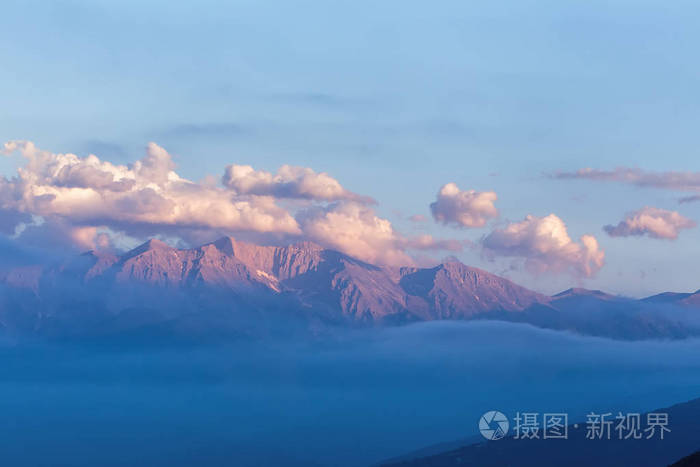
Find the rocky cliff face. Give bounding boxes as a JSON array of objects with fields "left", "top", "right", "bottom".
[
  {"left": 74, "top": 237, "right": 550, "bottom": 322},
  {"left": 399, "top": 262, "right": 548, "bottom": 319}
]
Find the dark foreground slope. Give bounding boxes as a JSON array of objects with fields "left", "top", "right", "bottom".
[
  {"left": 669, "top": 450, "right": 700, "bottom": 466},
  {"left": 381, "top": 398, "right": 700, "bottom": 467}
]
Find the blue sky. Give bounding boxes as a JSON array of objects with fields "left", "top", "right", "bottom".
[{"left": 2, "top": 0, "right": 700, "bottom": 296}]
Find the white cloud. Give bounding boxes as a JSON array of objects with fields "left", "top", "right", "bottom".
[
  {"left": 8, "top": 216, "right": 116, "bottom": 253},
  {"left": 68, "top": 226, "right": 113, "bottom": 251},
  {"left": 604, "top": 207, "right": 695, "bottom": 240},
  {"left": 430, "top": 183, "right": 498, "bottom": 228},
  {"left": 222, "top": 164, "right": 373, "bottom": 203},
  {"left": 2, "top": 140, "right": 465, "bottom": 265},
  {"left": 2, "top": 141, "right": 19, "bottom": 155},
  {"left": 298, "top": 202, "right": 413, "bottom": 266},
  {"left": 483, "top": 214, "right": 605, "bottom": 278},
  {"left": 297, "top": 202, "right": 464, "bottom": 266},
  {"left": 0, "top": 141, "right": 301, "bottom": 245}
]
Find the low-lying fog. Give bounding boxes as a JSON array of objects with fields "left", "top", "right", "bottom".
[{"left": 2, "top": 321, "right": 700, "bottom": 467}]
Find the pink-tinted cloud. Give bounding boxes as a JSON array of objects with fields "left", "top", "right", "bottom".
[
  {"left": 604, "top": 207, "right": 695, "bottom": 240},
  {"left": 1, "top": 141, "right": 301, "bottom": 241},
  {"left": 222, "top": 164, "right": 373, "bottom": 203},
  {"left": 2, "top": 140, "right": 464, "bottom": 266},
  {"left": 69, "top": 226, "right": 113, "bottom": 251},
  {"left": 297, "top": 202, "right": 464, "bottom": 266},
  {"left": 483, "top": 214, "right": 605, "bottom": 278},
  {"left": 9, "top": 216, "right": 116, "bottom": 253},
  {"left": 297, "top": 202, "right": 413, "bottom": 266},
  {"left": 430, "top": 183, "right": 498, "bottom": 228}
]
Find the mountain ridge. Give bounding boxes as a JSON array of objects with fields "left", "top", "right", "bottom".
[{"left": 1, "top": 237, "right": 699, "bottom": 340}]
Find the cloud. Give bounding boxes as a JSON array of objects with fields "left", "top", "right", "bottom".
[
  {"left": 294, "top": 202, "right": 462, "bottom": 266},
  {"left": 2, "top": 141, "right": 23, "bottom": 155},
  {"left": 70, "top": 226, "right": 113, "bottom": 250},
  {"left": 482, "top": 214, "right": 605, "bottom": 278},
  {"left": 297, "top": 202, "right": 414, "bottom": 266},
  {"left": 0, "top": 141, "right": 301, "bottom": 247},
  {"left": 403, "top": 234, "right": 464, "bottom": 252},
  {"left": 604, "top": 207, "right": 695, "bottom": 240},
  {"left": 0, "top": 209, "right": 32, "bottom": 235},
  {"left": 16, "top": 217, "right": 115, "bottom": 252},
  {"left": 679, "top": 195, "right": 700, "bottom": 204},
  {"left": 430, "top": 183, "right": 498, "bottom": 228},
  {"left": 552, "top": 167, "right": 700, "bottom": 192},
  {"left": 223, "top": 164, "right": 374, "bottom": 203},
  {"left": 2, "top": 140, "right": 465, "bottom": 265},
  {"left": 408, "top": 214, "right": 427, "bottom": 223}
]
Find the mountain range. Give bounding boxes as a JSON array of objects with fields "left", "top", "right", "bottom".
[{"left": 1, "top": 237, "right": 699, "bottom": 341}]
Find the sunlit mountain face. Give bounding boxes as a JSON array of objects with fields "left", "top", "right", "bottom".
[
  {"left": 3, "top": 0, "right": 700, "bottom": 465},
  {"left": 2, "top": 236, "right": 700, "bottom": 342}
]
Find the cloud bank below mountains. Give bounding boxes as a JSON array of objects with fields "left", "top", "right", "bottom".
[{"left": 3, "top": 321, "right": 700, "bottom": 467}]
